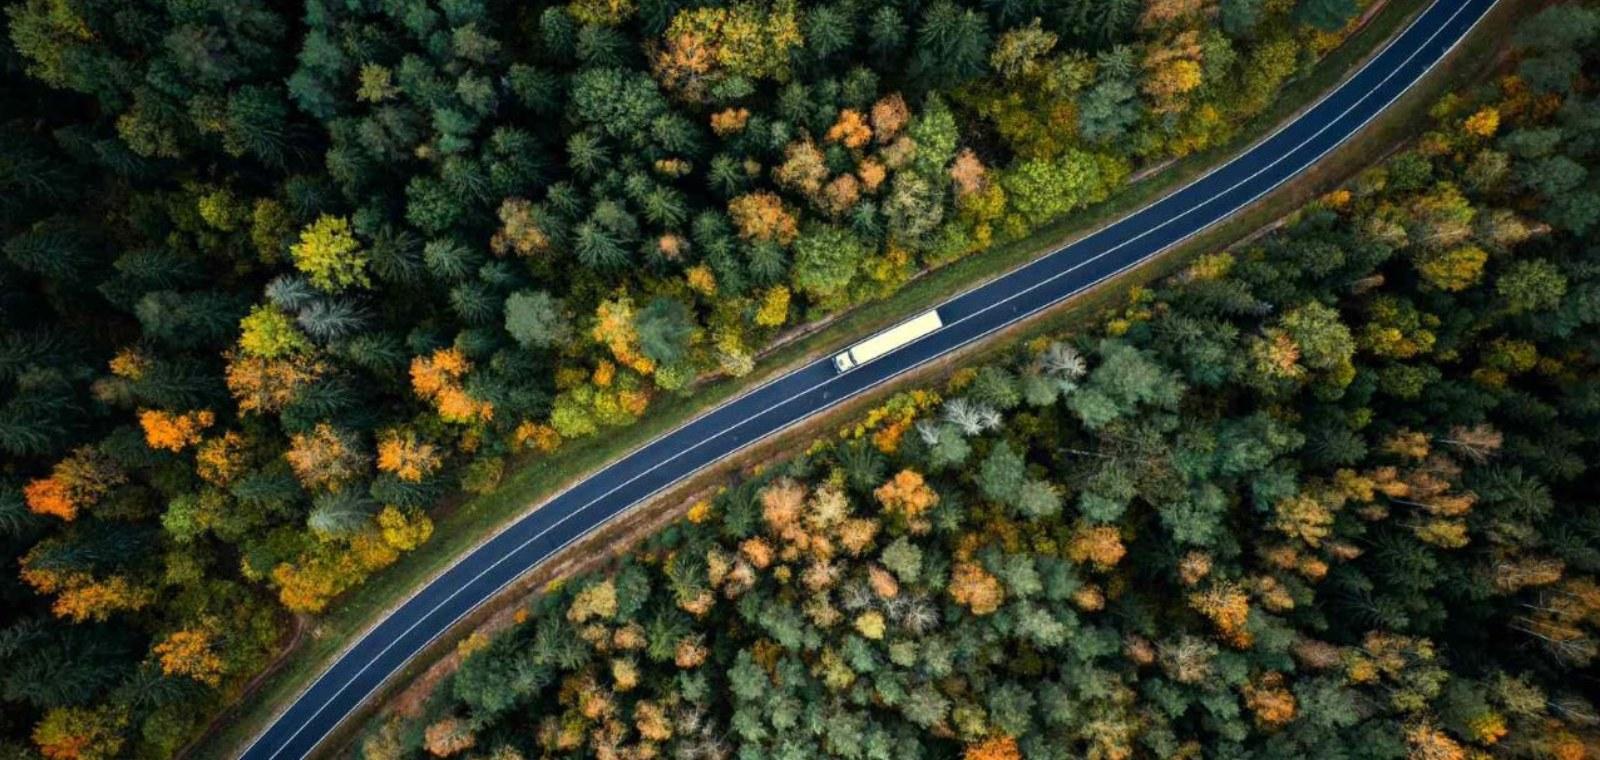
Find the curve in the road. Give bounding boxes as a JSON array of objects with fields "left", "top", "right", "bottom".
[{"left": 241, "top": 1, "right": 1497, "bottom": 756}]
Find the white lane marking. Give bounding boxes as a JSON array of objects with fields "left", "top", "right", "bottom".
[{"left": 250, "top": 2, "right": 1487, "bottom": 756}]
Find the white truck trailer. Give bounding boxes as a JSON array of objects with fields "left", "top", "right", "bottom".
[{"left": 833, "top": 310, "right": 943, "bottom": 373}]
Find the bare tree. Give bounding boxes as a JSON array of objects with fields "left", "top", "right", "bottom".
[
  {"left": 1437, "top": 423, "right": 1504, "bottom": 463},
  {"left": 975, "top": 404, "right": 1003, "bottom": 432},
  {"left": 898, "top": 594, "right": 939, "bottom": 635},
  {"left": 839, "top": 581, "right": 876, "bottom": 613},
  {"left": 941, "top": 398, "right": 986, "bottom": 436},
  {"left": 1040, "top": 341, "right": 1087, "bottom": 380}
]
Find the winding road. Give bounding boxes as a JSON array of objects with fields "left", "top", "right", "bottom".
[{"left": 241, "top": 0, "right": 1497, "bottom": 756}]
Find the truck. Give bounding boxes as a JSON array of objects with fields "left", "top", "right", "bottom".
[{"left": 833, "top": 309, "right": 943, "bottom": 373}]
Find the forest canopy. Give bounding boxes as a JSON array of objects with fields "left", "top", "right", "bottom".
[
  {"left": 1, "top": 0, "right": 1566, "bottom": 757},
  {"left": 359, "top": 8, "right": 1600, "bottom": 757}
]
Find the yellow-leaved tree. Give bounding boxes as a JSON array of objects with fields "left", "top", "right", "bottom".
[{"left": 291, "top": 215, "right": 369, "bottom": 291}]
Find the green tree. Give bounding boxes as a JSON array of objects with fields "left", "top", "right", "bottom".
[
  {"left": 1279, "top": 302, "right": 1355, "bottom": 375},
  {"left": 791, "top": 225, "right": 869, "bottom": 305},
  {"left": 224, "top": 85, "right": 294, "bottom": 168},
  {"left": 912, "top": 1, "right": 991, "bottom": 88},
  {"left": 978, "top": 441, "right": 1027, "bottom": 505},
  {"left": 634, "top": 297, "right": 697, "bottom": 367},
  {"left": 927, "top": 423, "right": 972, "bottom": 470},
  {"left": 1078, "top": 75, "right": 1141, "bottom": 145},
  {"left": 504, "top": 291, "right": 573, "bottom": 349},
  {"left": 968, "top": 367, "right": 1021, "bottom": 411},
  {"left": 1014, "top": 479, "right": 1062, "bottom": 519},
  {"left": 867, "top": 6, "right": 908, "bottom": 61},
  {"left": 1001, "top": 151, "right": 1114, "bottom": 228},
  {"left": 1067, "top": 340, "right": 1183, "bottom": 429},
  {"left": 1221, "top": 0, "right": 1264, "bottom": 38},
  {"left": 1496, "top": 259, "right": 1567, "bottom": 315},
  {"left": 135, "top": 291, "right": 249, "bottom": 350},
  {"left": 880, "top": 536, "right": 923, "bottom": 584},
  {"left": 570, "top": 67, "right": 668, "bottom": 146},
  {"left": 1294, "top": 0, "right": 1358, "bottom": 31}
]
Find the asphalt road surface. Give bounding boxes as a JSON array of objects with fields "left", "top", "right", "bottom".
[{"left": 240, "top": 0, "right": 1497, "bottom": 756}]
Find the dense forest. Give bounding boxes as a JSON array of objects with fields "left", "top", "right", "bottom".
[
  {"left": 356, "top": 6, "right": 1600, "bottom": 759},
  {"left": 0, "top": 0, "right": 1398, "bottom": 756}
]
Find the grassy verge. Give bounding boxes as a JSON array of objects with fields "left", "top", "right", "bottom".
[{"left": 193, "top": 0, "right": 1515, "bottom": 754}]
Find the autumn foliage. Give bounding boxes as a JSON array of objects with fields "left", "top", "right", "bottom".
[
  {"left": 873, "top": 469, "right": 939, "bottom": 519},
  {"left": 284, "top": 423, "right": 366, "bottom": 492},
  {"left": 154, "top": 627, "right": 226, "bottom": 687},
  {"left": 138, "top": 408, "right": 215, "bottom": 452},
  {"left": 949, "top": 561, "right": 1004, "bottom": 616},
  {"left": 964, "top": 736, "right": 1022, "bottom": 760},
  {"left": 727, "top": 192, "right": 800, "bottom": 245},
  {"left": 410, "top": 347, "right": 493, "bottom": 424},
  {"left": 23, "top": 448, "right": 124, "bottom": 522},
  {"left": 376, "top": 428, "right": 443, "bottom": 482}
]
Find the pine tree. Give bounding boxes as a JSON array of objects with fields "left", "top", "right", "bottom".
[
  {"left": 224, "top": 85, "right": 295, "bottom": 168},
  {"left": 296, "top": 298, "right": 370, "bottom": 342},
  {"left": 634, "top": 298, "right": 696, "bottom": 368},
  {"left": 913, "top": 1, "right": 992, "bottom": 88},
  {"left": 1220, "top": 0, "right": 1264, "bottom": 38},
  {"left": 1294, "top": 0, "right": 1358, "bottom": 32}
]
